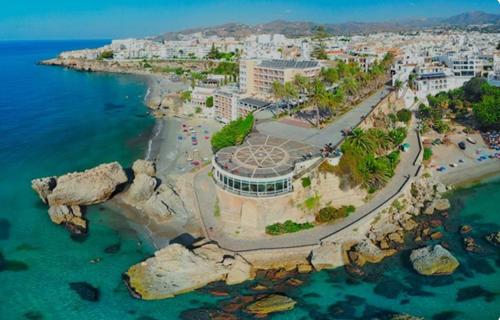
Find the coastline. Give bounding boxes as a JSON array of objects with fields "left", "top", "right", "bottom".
[{"left": 436, "top": 160, "right": 500, "bottom": 188}]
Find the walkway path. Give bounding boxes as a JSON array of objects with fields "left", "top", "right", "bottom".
[{"left": 256, "top": 87, "right": 390, "bottom": 147}]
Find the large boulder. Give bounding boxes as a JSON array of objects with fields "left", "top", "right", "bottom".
[
  {"left": 310, "top": 242, "right": 344, "bottom": 271},
  {"left": 410, "top": 245, "right": 459, "bottom": 276},
  {"left": 350, "top": 239, "right": 396, "bottom": 266},
  {"left": 245, "top": 294, "right": 296, "bottom": 314},
  {"left": 123, "top": 173, "right": 157, "bottom": 203},
  {"left": 125, "top": 243, "right": 254, "bottom": 300},
  {"left": 48, "top": 205, "right": 86, "bottom": 233},
  {"left": 32, "top": 162, "right": 128, "bottom": 206},
  {"left": 485, "top": 231, "right": 500, "bottom": 246},
  {"left": 142, "top": 184, "right": 187, "bottom": 218},
  {"left": 125, "top": 243, "right": 228, "bottom": 300},
  {"left": 132, "top": 160, "right": 156, "bottom": 177},
  {"left": 433, "top": 199, "right": 450, "bottom": 211}
]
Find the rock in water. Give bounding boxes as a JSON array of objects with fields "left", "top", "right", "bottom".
[
  {"left": 410, "top": 245, "right": 459, "bottom": 276},
  {"left": 350, "top": 239, "right": 396, "bottom": 266},
  {"left": 125, "top": 244, "right": 230, "bottom": 300},
  {"left": 32, "top": 162, "right": 127, "bottom": 206},
  {"left": 245, "top": 294, "right": 296, "bottom": 314},
  {"left": 310, "top": 242, "right": 344, "bottom": 271},
  {"left": 433, "top": 199, "right": 450, "bottom": 211},
  {"left": 48, "top": 205, "right": 87, "bottom": 235},
  {"left": 485, "top": 231, "right": 500, "bottom": 246},
  {"left": 69, "top": 282, "right": 100, "bottom": 301}
]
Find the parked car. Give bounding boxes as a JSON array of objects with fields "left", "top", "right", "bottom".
[
  {"left": 466, "top": 137, "right": 477, "bottom": 144},
  {"left": 458, "top": 141, "right": 466, "bottom": 150}
]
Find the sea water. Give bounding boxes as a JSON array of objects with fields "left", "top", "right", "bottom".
[{"left": 0, "top": 41, "right": 499, "bottom": 320}]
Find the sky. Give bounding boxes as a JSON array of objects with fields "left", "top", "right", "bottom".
[{"left": 0, "top": 0, "right": 498, "bottom": 40}]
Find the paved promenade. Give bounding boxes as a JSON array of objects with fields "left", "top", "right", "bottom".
[{"left": 256, "top": 87, "right": 390, "bottom": 147}]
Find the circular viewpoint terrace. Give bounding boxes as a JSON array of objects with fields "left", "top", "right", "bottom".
[{"left": 212, "top": 134, "right": 320, "bottom": 197}]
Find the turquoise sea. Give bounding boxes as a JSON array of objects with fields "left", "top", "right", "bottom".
[{"left": 0, "top": 41, "right": 499, "bottom": 320}]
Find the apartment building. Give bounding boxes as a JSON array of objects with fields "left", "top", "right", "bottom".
[
  {"left": 214, "top": 88, "right": 240, "bottom": 123},
  {"left": 240, "top": 59, "right": 320, "bottom": 97}
]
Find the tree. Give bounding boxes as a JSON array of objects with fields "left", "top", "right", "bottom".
[
  {"left": 394, "top": 79, "right": 403, "bottom": 97},
  {"left": 463, "top": 77, "right": 486, "bottom": 102},
  {"left": 342, "top": 128, "right": 376, "bottom": 155},
  {"left": 311, "top": 43, "right": 328, "bottom": 60},
  {"left": 396, "top": 109, "right": 412, "bottom": 123},
  {"left": 207, "top": 43, "right": 220, "bottom": 60},
  {"left": 308, "top": 79, "right": 328, "bottom": 127},
  {"left": 180, "top": 90, "right": 191, "bottom": 102},
  {"left": 473, "top": 94, "right": 500, "bottom": 130},
  {"left": 294, "top": 74, "right": 310, "bottom": 94},
  {"left": 271, "top": 81, "right": 286, "bottom": 101},
  {"left": 206, "top": 96, "right": 214, "bottom": 108}
]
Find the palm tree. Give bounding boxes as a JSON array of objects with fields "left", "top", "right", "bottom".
[
  {"left": 271, "top": 81, "right": 286, "bottom": 101},
  {"left": 294, "top": 74, "right": 310, "bottom": 94},
  {"left": 366, "top": 128, "right": 392, "bottom": 155},
  {"left": 394, "top": 79, "right": 403, "bottom": 98},
  {"left": 308, "top": 79, "right": 327, "bottom": 127},
  {"left": 344, "top": 128, "right": 376, "bottom": 155}
]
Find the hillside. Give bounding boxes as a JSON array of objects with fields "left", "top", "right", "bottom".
[{"left": 158, "top": 11, "right": 500, "bottom": 40}]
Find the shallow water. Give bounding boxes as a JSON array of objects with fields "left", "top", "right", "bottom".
[{"left": 0, "top": 41, "right": 499, "bottom": 320}]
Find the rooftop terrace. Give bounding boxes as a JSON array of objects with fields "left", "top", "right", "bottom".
[{"left": 214, "top": 134, "right": 320, "bottom": 179}]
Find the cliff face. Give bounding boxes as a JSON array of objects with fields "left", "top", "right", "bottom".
[{"left": 40, "top": 58, "right": 215, "bottom": 75}]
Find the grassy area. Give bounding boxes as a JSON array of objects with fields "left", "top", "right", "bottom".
[
  {"left": 211, "top": 114, "right": 254, "bottom": 152},
  {"left": 265, "top": 220, "right": 314, "bottom": 235}
]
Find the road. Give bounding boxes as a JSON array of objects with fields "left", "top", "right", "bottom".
[
  {"left": 192, "top": 94, "right": 422, "bottom": 252},
  {"left": 256, "top": 87, "right": 390, "bottom": 147}
]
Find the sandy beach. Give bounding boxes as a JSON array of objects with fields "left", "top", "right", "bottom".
[{"left": 427, "top": 131, "right": 500, "bottom": 186}]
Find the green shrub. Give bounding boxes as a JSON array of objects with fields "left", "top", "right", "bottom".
[
  {"left": 423, "top": 147, "right": 433, "bottom": 161},
  {"left": 433, "top": 119, "right": 450, "bottom": 133},
  {"left": 211, "top": 114, "right": 254, "bottom": 152},
  {"left": 266, "top": 220, "right": 314, "bottom": 235},
  {"left": 389, "top": 127, "right": 407, "bottom": 146},
  {"left": 316, "top": 205, "right": 353, "bottom": 223},
  {"left": 206, "top": 96, "right": 214, "bottom": 108},
  {"left": 97, "top": 50, "right": 113, "bottom": 60},
  {"left": 301, "top": 176, "right": 311, "bottom": 188},
  {"left": 396, "top": 109, "right": 412, "bottom": 123}
]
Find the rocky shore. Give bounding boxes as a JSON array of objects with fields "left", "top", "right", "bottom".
[
  {"left": 32, "top": 159, "right": 495, "bottom": 301},
  {"left": 32, "top": 160, "right": 192, "bottom": 239}
]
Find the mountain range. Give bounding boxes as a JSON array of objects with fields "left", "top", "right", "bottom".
[{"left": 158, "top": 11, "right": 500, "bottom": 40}]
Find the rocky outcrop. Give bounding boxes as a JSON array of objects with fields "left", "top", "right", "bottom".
[
  {"left": 48, "top": 205, "right": 86, "bottom": 234},
  {"left": 132, "top": 159, "right": 156, "bottom": 177},
  {"left": 310, "top": 242, "right": 344, "bottom": 271},
  {"left": 124, "top": 242, "right": 254, "bottom": 300},
  {"left": 117, "top": 160, "right": 188, "bottom": 220},
  {"left": 349, "top": 239, "right": 397, "bottom": 266},
  {"left": 123, "top": 174, "right": 158, "bottom": 203},
  {"left": 433, "top": 198, "right": 450, "bottom": 211},
  {"left": 410, "top": 245, "right": 459, "bottom": 275},
  {"left": 245, "top": 294, "right": 296, "bottom": 314},
  {"left": 32, "top": 162, "right": 128, "bottom": 234},
  {"left": 32, "top": 162, "right": 128, "bottom": 206},
  {"left": 485, "top": 231, "right": 500, "bottom": 246}
]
